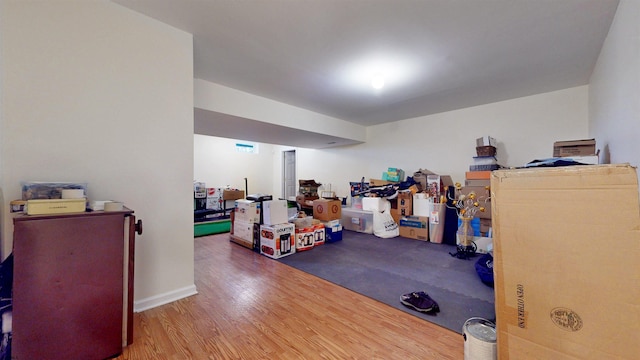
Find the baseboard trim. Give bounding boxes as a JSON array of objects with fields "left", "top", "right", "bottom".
[{"left": 134, "top": 284, "right": 198, "bottom": 313}]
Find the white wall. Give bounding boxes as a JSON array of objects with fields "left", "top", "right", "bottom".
[
  {"left": 589, "top": 0, "right": 640, "bottom": 168},
  {"left": 195, "top": 79, "right": 366, "bottom": 143},
  {"left": 194, "top": 134, "right": 275, "bottom": 195},
  {"left": 270, "top": 86, "right": 588, "bottom": 200},
  {"left": 0, "top": 1, "right": 196, "bottom": 311}
]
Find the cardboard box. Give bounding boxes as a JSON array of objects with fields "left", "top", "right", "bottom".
[
  {"left": 426, "top": 175, "right": 440, "bottom": 197},
  {"left": 369, "top": 178, "right": 397, "bottom": 186},
  {"left": 341, "top": 207, "right": 373, "bottom": 234},
  {"left": 480, "top": 218, "right": 492, "bottom": 235},
  {"left": 207, "top": 187, "right": 222, "bottom": 197},
  {"left": 324, "top": 223, "right": 343, "bottom": 243},
  {"left": 299, "top": 179, "right": 321, "bottom": 197},
  {"left": 390, "top": 211, "right": 401, "bottom": 225},
  {"left": 294, "top": 227, "right": 315, "bottom": 251},
  {"left": 193, "top": 182, "right": 206, "bottom": 191},
  {"left": 399, "top": 216, "right": 429, "bottom": 241},
  {"left": 260, "top": 223, "right": 295, "bottom": 259},
  {"left": 563, "top": 154, "right": 599, "bottom": 165},
  {"left": 464, "top": 179, "right": 492, "bottom": 187},
  {"left": 234, "top": 199, "right": 260, "bottom": 223},
  {"left": 362, "top": 197, "right": 386, "bottom": 212},
  {"left": 491, "top": 164, "right": 640, "bottom": 359},
  {"left": 476, "top": 136, "right": 497, "bottom": 147},
  {"left": 553, "top": 138, "right": 596, "bottom": 157},
  {"left": 10, "top": 200, "right": 26, "bottom": 213},
  {"left": 205, "top": 197, "right": 222, "bottom": 211},
  {"left": 206, "top": 187, "right": 223, "bottom": 210},
  {"left": 313, "top": 199, "right": 342, "bottom": 221},
  {"left": 382, "top": 167, "right": 404, "bottom": 182},
  {"left": 465, "top": 171, "right": 492, "bottom": 180},
  {"left": 223, "top": 189, "right": 245, "bottom": 200},
  {"left": 229, "top": 220, "right": 258, "bottom": 250},
  {"left": 229, "top": 234, "right": 253, "bottom": 250},
  {"left": 392, "top": 192, "right": 412, "bottom": 216},
  {"left": 262, "top": 199, "right": 289, "bottom": 225},
  {"left": 313, "top": 224, "right": 326, "bottom": 246},
  {"left": 26, "top": 198, "right": 86, "bottom": 215},
  {"left": 232, "top": 219, "right": 254, "bottom": 244},
  {"left": 413, "top": 169, "right": 451, "bottom": 193},
  {"left": 412, "top": 193, "right": 432, "bottom": 217}
]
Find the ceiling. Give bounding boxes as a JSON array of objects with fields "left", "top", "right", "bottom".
[{"left": 114, "top": 0, "right": 619, "bottom": 145}]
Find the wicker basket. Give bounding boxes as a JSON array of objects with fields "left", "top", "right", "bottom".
[{"left": 476, "top": 146, "right": 496, "bottom": 157}]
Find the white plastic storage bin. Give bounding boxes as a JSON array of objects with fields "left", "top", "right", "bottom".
[{"left": 341, "top": 207, "right": 374, "bottom": 234}]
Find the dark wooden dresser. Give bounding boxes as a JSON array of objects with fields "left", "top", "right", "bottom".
[{"left": 11, "top": 208, "right": 140, "bottom": 359}]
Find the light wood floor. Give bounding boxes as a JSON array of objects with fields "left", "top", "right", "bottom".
[{"left": 116, "top": 234, "right": 464, "bottom": 359}]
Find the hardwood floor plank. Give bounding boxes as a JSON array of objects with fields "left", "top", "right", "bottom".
[{"left": 116, "top": 234, "right": 464, "bottom": 359}]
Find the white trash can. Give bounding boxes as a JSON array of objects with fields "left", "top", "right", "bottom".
[{"left": 463, "top": 317, "right": 497, "bottom": 360}]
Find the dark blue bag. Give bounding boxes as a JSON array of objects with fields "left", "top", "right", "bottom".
[{"left": 475, "top": 252, "right": 494, "bottom": 287}]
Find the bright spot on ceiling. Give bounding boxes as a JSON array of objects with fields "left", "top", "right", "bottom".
[
  {"left": 340, "top": 54, "right": 419, "bottom": 93},
  {"left": 370, "top": 74, "right": 385, "bottom": 89}
]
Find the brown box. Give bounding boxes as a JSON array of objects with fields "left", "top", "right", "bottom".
[
  {"left": 223, "top": 189, "right": 245, "bottom": 200},
  {"left": 464, "top": 179, "right": 491, "bottom": 187},
  {"left": 413, "top": 169, "right": 454, "bottom": 193},
  {"left": 399, "top": 215, "right": 429, "bottom": 241},
  {"left": 390, "top": 211, "right": 401, "bottom": 225},
  {"left": 399, "top": 226, "right": 428, "bottom": 241},
  {"left": 553, "top": 138, "right": 596, "bottom": 157},
  {"left": 465, "top": 171, "right": 492, "bottom": 180},
  {"left": 460, "top": 186, "right": 492, "bottom": 219},
  {"left": 392, "top": 192, "right": 412, "bottom": 217},
  {"left": 491, "top": 164, "right": 640, "bottom": 359},
  {"left": 479, "top": 218, "right": 492, "bottom": 235},
  {"left": 369, "top": 178, "right": 396, "bottom": 186},
  {"left": 312, "top": 199, "right": 342, "bottom": 221}
]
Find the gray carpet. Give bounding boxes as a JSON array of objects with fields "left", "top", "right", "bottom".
[{"left": 278, "top": 230, "right": 495, "bottom": 333}]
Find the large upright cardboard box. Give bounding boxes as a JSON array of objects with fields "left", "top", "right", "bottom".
[{"left": 491, "top": 164, "right": 640, "bottom": 360}]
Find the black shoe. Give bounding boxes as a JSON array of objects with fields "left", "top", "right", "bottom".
[
  {"left": 400, "top": 292, "right": 440, "bottom": 313},
  {"left": 414, "top": 291, "right": 440, "bottom": 313}
]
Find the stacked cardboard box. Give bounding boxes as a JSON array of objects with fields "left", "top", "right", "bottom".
[
  {"left": 231, "top": 199, "right": 260, "bottom": 249},
  {"left": 260, "top": 223, "right": 295, "bottom": 259},
  {"left": 465, "top": 136, "right": 501, "bottom": 181},
  {"left": 322, "top": 219, "right": 343, "bottom": 243},
  {"left": 381, "top": 167, "right": 405, "bottom": 182},
  {"left": 552, "top": 138, "right": 596, "bottom": 157},
  {"left": 398, "top": 215, "right": 429, "bottom": 241},
  {"left": 259, "top": 199, "right": 298, "bottom": 258},
  {"left": 553, "top": 138, "right": 599, "bottom": 164},
  {"left": 292, "top": 213, "right": 326, "bottom": 251}
]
